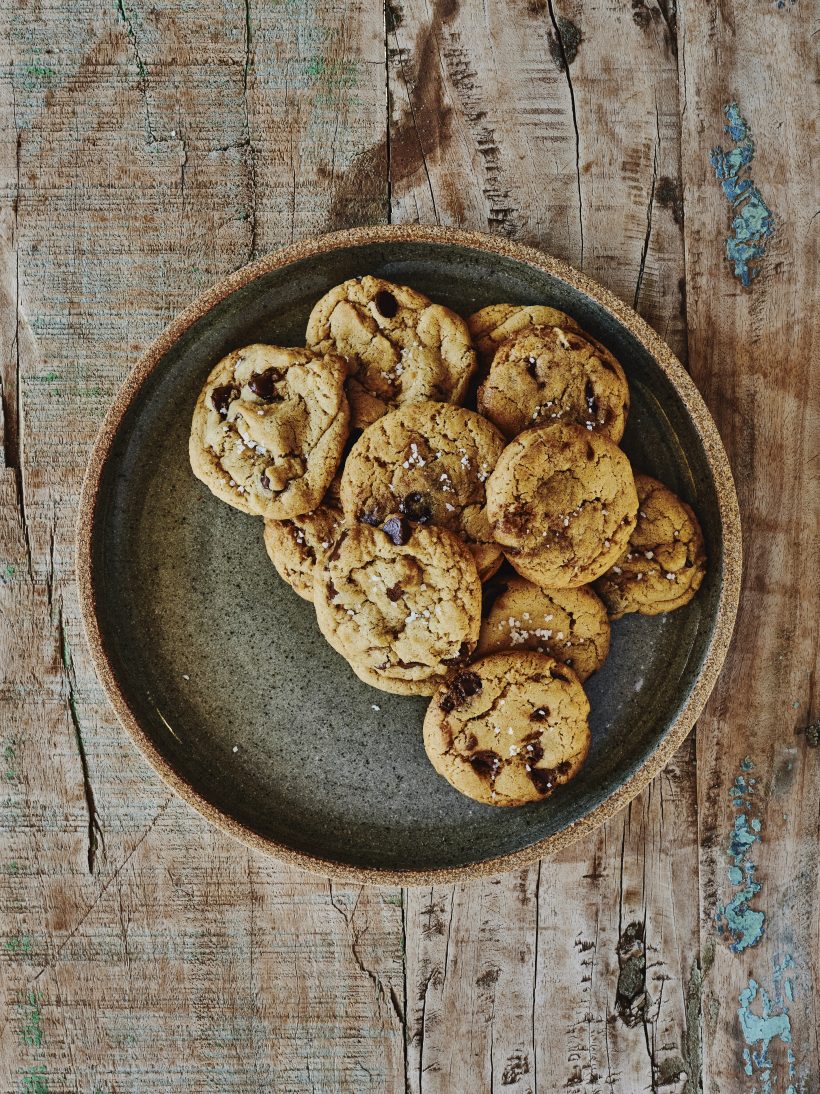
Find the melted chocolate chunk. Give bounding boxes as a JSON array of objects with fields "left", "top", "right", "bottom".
[
  {"left": 400, "top": 491, "right": 433, "bottom": 523},
  {"left": 382, "top": 515, "right": 411, "bottom": 546},
  {"left": 526, "top": 354, "right": 539, "bottom": 379},
  {"left": 469, "top": 750, "right": 501, "bottom": 778},
  {"left": 326, "top": 580, "right": 338, "bottom": 601},
  {"left": 529, "top": 759, "right": 572, "bottom": 795},
  {"left": 210, "top": 384, "right": 237, "bottom": 417},
  {"left": 358, "top": 510, "right": 382, "bottom": 527},
  {"left": 501, "top": 502, "right": 533, "bottom": 534},
  {"left": 441, "top": 641, "right": 471, "bottom": 666},
  {"left": 465, "top": 733, "right": 478, "bottom": 751},
  {"left": 248, "top": 367, "right": 284, "bottom": 402},
  {"left": 525, "top": 738, "right": 545, "bottom": 763},
  {"left": 584, "top": 379, "right": 598, "bottom": 420},
  {"left": 386, "top": 582, "right": 404, "bottom": 602},
  {"left": 530, "top": 707, "right": 549, "bottom": 722},
  {"left": 260, "top": 470, "right": 271, "bottom": 492},
  {"left": 439, "top": 670, "right": 483, "bottom": 712},
  {"left": 586, "top": 441, "right": 596, "bottom": 460},
  {"left": 374, "top": 289, "right": 398, "bottom": 318},
  {"left": 328, "top": 531, "right": 348, "bottom": 562}
]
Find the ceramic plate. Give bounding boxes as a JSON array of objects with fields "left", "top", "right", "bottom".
[{"left": 77, "top": 226, "right": 741, "bottom": 884}]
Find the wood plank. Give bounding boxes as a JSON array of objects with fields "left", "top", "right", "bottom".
[
  {"left": 677, "top": 2, "right": 819, "bottom": 1090},
  {"left": 0, "top": 1, "right": 404, "bottom": 1090},
  {"left": 390, "top": 0, "right": 699, "bottom": 1090}
]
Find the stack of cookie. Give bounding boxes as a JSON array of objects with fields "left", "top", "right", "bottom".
[{"left": 190, "top": 276, "right": 706, "bottom": 808}]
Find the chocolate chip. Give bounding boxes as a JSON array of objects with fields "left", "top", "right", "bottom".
[
  {"left": 400, "top": 491, "right": 433, "bottom": 523},
  {"left": 260, "top": 470, "right": 271, "bottom": 491},
  {"left": 452, "top": 671, "right": 482, "bottom": 700},
  {"left": 529, "top": 759, "right": 572, "bottom": 794},
  {"left": 359, "top": 510, "right": 382, "bottom": 526},
  {"left": 466, "top": 734, "right": 478, "bottom": 750},
  {"left": 469, "top": 750, "right": 501, "bottom": 778},
  {"left": 374, "top": 289, "right": 398, "bottom": 318},
  {"left": 382, "top": 515, "right": 411, "bottom": 546},
  {"left": 326, "top": 580, "right": 338, "bottom": 601},
  {"left": 248, "top": 367, "right": 284, "bottom": 402},
  {"left": 386, "top": 582, "right": 403, "bottom": 602},
  {"left": 530, "top": 707, "right": 549, "bottom": 722},
  {"left": 440, "top": 693, "right": 457, "bottom": 713},
  {"left": 441, "top": 641, "right": 471, "bottom": 666},
  {"left": 210, "top": 384, "right": 237, "bottom": 417},
  {"left": 584, "top": 380, "right": 598, "bottom": 420},
  {"left": 526, "top": 355, "right": 539, "bottom": 379}
]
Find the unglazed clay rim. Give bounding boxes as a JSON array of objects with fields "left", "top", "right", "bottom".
[{"left": 76, "top": 225, "right": 742, "bottom": 886}]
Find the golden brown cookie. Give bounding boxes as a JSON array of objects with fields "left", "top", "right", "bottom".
[
  {"left": 340, "top": 401, "right": 506, "bottom": 580},
  {"left": 477, "top": 575, "right": 610, "bottom": 681},
  {"left": 313, "top": 516, "right": 482, "bottom": 695},
  {"left": 263, "top": 503, "right": 345, "bottom": 602},
  {"left": 189, "top": 344, "right": 349, "bottom": 519},
  {"left": 595, "top": 474, "right": 707, "bottom": 619},
  {"left": 467, "top": 303, "right": 582, "bottom": 379},
  {"left": 306, "top": 276, "right": 476, "bottom": 429},
  {"left": 477, "top": 325, "right": 629, "bottom": 442},
  {"left": 486, "top": 422, "right": 638, "bottom": 588},
  {"left": 423, "top": 652, "right": 591, "bottom": 807}
]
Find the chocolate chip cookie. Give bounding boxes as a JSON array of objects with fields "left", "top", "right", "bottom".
[
  {"left": 478, "top": 575, "right": 610, "bottom": 682},
  {"left": 477, "top": 325, "right": 629, "bottom": 442},
  {"left": 423, "top": 652, "right": 591, "bottom": 806},
  {"left": 340, "top": 401, "right": 506, "bottom": 580},
  {"left": 595, "top": 474, "right": 707, "bottom": 619},
  {"left": 190, "top": 344, "right": 350, "bottom": 519},
  {"left": 467, "top": 303, "right": 582, "bottom": 377},
  {"left": 486, "top": 422, "right": 638, "bottom": 588},
  {"left": 306, "top": 276, "right": 476, "bottom": 429},
  {"left": 263, "top": 501, "right": 345, "bottom": 602},
  {"left": 313, "top": 517, "right": 482, "bottom": 695}
]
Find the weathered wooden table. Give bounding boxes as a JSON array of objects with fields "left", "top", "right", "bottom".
[{"left": 1, "top": 1, "right": 817, "bottom": 1090}]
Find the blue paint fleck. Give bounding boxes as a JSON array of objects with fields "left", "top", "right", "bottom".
[
  {"left": 716, "top": 760, "right": 765, "bottom": 952},
  {"left": 738, "top": 957, "right": 801, "bottom": 1092},
  {"left": 710, "top": 104, "right": 775, "bottom": 287}
]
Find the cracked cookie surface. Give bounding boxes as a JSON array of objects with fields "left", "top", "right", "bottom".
[
  {"left": 466, "top": 303, "right": 582, "bottom": 380},
  {"left": 340, "top": 401, "right": 506, "bottom": 580},
  {"left": 189, "top": 343, "right": 349, "bottom": 519},
  {"left": 487, "top": 422, "right": 638, "bottom": 588},
  {"left": 594, "top": 474, "right": 707, "bottom": 619},
  {"left": 313, "top": 517, "right": 482, "bottom": 695},
  {"left": 263, "top": 502, "right": 345, "bottom": 602},
  {"left": 423, "top": 652, "right": 591, "bottom": 806},
  {"left": 306, "top": 275, "right": 476, "bottom": 429},
  {"left": 477, "top": 325, "right": 629, "bottom": 442},
  {"left": 478, "top": 575, "right": 610, "bottom": 681}
]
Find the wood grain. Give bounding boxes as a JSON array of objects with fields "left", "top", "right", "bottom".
[
  {"left": 1, "top": 0, "right": 817, "bottom": 1089},
  {"left": 677, "top": 1, "right": 819, "bottom": 1089}
]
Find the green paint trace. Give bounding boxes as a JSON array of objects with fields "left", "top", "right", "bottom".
[
  {"left": 17, "top": 990, "right": 44, "bottom": 1048},
  {"left": 4, "top": 935, "right": 32, "bottom": 956},
  {"left": 21, "top": 1067, "right": 49, "bottom": 1094},
  {"left": 716, "top": 757, "right": 765, "bottom": 952}
]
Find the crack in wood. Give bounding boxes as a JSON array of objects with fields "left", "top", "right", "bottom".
[
  {"left": 532, "top": 860, "right": 541, "bottom": 1093},
  {"left": 114, "top": 0, "right": 156, "bottom": 142},
  {"left": 634, "top": 103, "right": 661, "bottom": 311},
  {"left": 57, "top": 602, "right": 104, "bottom": 874},
  {"left": 242, "top": 0, "right": 258, "bottom": 262},
  {"left": 546, "top": 0, "right": 584, "bottom": 267}
]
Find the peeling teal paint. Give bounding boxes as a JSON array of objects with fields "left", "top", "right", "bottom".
[
  {"left": 716, "top": 758, "right": 765, "bottom": 951},
  {"left": 738, "top": 956, "right": 801, "bottom": 1093},
  {"left": 710, "top": 104, "right": 774, "bottom": 287}
]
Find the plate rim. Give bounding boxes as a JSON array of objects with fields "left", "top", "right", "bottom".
[{"left": 75, "top": 224, "right": 742, "bottom": 885}]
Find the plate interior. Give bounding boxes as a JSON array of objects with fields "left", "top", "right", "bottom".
[{"left": 91, "top": 241, "right": 725, "bottom": 872}]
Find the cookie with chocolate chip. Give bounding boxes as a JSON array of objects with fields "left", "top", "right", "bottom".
[
  {"left": 477, "top": 575, "right": 610, "bottom": 681},
  {"left": 190, "top": 344, "right": 350, "bottom": 519},
  {"left": 466, "top": 303, "right": 582, "bottom": 379},
  {"left": 594, "top": 474, "right": 707, "bottom": 619},
  {"left": 263, "top": 501, "right": 345, "bottom": 602},
  {"left": 486, "top": 422, "right": 638, "bottom": 588},
  {"left": 477, "top": 325, "right": 629, "bottom": 442},
  {"left": 340, "top": 401, "right": 507, "bottom": 580},
  {"left": 423, "top": 651, "right": 591, "bottom": 806},
  {"left": 313, "top": 517, "right": 482, "bottom": 695},
  {"left": 306, "top": 276, "right": 476, "bottom": 428}
]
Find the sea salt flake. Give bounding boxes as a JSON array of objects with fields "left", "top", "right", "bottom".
[{"left": 371, "top": 704, "right": 380, "bottom": 711}]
